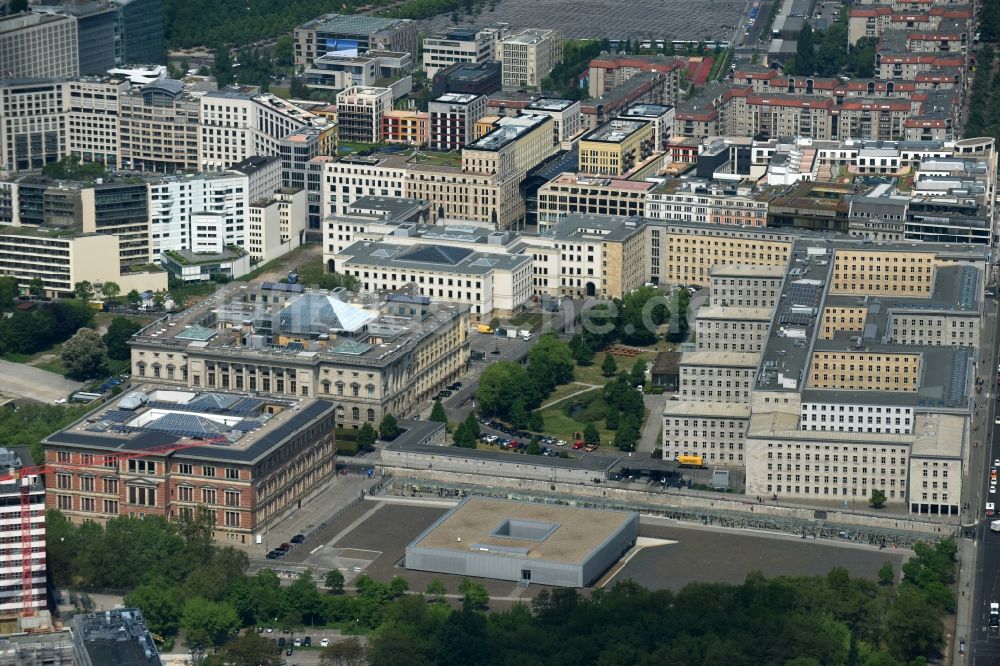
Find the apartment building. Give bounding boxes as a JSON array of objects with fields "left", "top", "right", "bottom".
[
  {"left": 578, "top": 119, "right": 655, "bottom": 177},
  {"left": 0, "top": 448, "right": 46, "bottom": 619},
  {"left": 422, "top": 25, "right": 508, "bottom": 78},
  {"left": 536, "top": 172, "right": 654, "bottom": 231},
  {"left": 118, "top": 79, "right": 200, "bottom": 173},
  {"left": 129, "top": 284, "right": 469, "bottom": 427},
  {"left": 709, "top": 264, "right": 785, "bottom": 309},
  {"left": 429, "top": 93, "right": 487, "bottom": 151},
  {"left": 0, "top": 12, "right": 78, "bottom": 79},
  {"left": 247, "top": 187, "right": 306, "bottom": 263},
  {"left": 148, "top": 171, "right": 247, "bottom": 256},
  {"left": 620, "top": 103, "right": 674, "bottom": 152},
  {"left": 678, "top": 351, "right": 760, "bottom": 403},
  {"left": 498, "top": 28, "right": 562, "bottom": 88},
  {"left": 587, "top": 54, "right": 683, "bottom": 106},
  {"left": 44, "top": 386, "right": 337, "bottom": 544},
  {"left": 382, "top": 110, "right": 430, "bottom": 145},
  {"left": 294, "top": 13, "right": 418, "bottom": 69},
  {"left": 336, "top": 86, "right": 392, "bottom": 143}
]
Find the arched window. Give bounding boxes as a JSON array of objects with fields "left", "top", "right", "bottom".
[
  {"left": 351, "top": 407, "right": 360, "bottom": 421},
  {"left": 367, "top": 409, "right": 375, "bottom": 422},
  {"left": 136, "top": 361, "right": 146, "bottom": 377}
]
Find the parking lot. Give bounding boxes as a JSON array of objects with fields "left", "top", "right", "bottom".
[
  {"left": 419, "top": 0, "right": 747, "bottom": 41},
  {"left": 0, "top": 358, "right": 83, "bottom": 404}
]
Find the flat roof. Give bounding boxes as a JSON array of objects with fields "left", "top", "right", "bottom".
[
  {"left": 525, "top": 98, "right": 577, "bottom": 112},
  {"left": 543, "top": 213, "right": 644, "bottom": 243},
  {"left": 679, "top": 351, "right": 761, "bottom": 368},
  {"left": 582, "top": 119, "right": 650, "bottom": 144},
  {"left": 432, "top": 92, "right": 481, "bottom": 104},
  {"left": 622, "top": 104, "right": 674, "bottom": 118},
  {"left": 711, "top": 264, "right": 787, "bottom": 279},
  {"left": 45, "top": 386, "right": 337, "bottom": 464},
  {"left": 663, "top": 401, "right": 752, "bottom": 419},
  {"left": 465, "top": 113, "right": 550, "bottom": 151},
  {"left": 409, "top": 496, "right": 636, "bottom": 564},
  {"left": 340, "top": 240, "right": 530, "bottom": 275},
  {"left": 305, "top": 13, "right": 410, "bottom": 35},
  {"left": 696, "top": 306, "right": 773, "bottom": 321}
]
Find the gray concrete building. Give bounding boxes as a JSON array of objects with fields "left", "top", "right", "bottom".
[{"left": 405, "top": 496, "right": 638, "bottom": 587}]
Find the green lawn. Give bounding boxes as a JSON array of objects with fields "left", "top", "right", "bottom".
[
  {"left": 240, "top": 244, "right": 315, "bottom": 281},
  {"left": 410, "top": 150, "right": 462, "bottom": 167},
  {"left": 540, "top": 382, "right": 595, "bottom": 407},
  {"left": 34, "top": 358, "right": 69, "bottom": 376},
  {"left": 538, "top": 388, "right": 616, "bottom": 445},
  {"left": 573, "top": 351, "right": 658, "bottom": 385}
]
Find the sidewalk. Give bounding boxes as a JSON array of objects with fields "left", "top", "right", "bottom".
[{"left": 955, "top": 536, "right": 976, "bottom": 663}]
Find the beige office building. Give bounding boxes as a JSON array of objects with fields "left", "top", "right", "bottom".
[
  {"left": 536, "top": 173, "right": 653, "bottom": 231},
  {"left": 118, "top": 79, "right": 201, "bottom": 173},
  {"left": 498, "top": 28, "right": 563, "bottom": 88},
  {"left": 0, "top": 13, "right": 78, "bottom": 79}
]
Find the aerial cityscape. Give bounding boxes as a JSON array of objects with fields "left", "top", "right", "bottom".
[{"left": 0, "top": 0, "right": 997, "bottom": 662}]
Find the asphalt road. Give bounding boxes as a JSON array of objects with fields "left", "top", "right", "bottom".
[{"left": 971, "top": 293, "right": 1000, "bottom": 664}]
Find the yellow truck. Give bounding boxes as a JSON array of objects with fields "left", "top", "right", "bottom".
[
  {"left": 676, "top": 455, "right": 705, "bottom": 468},
  {"left": 477, "top": 324, "right": 494, "bottom": 334}
]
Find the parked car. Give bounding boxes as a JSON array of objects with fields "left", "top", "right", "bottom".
[
  {"left": 290, "top": 534, "right": 305, "bottom": 544},
  {"left": 303, "top": 637, "right": 312, "bottom": 647},
  {"left": 321, "top": 638, "right": 331, "bottom": 647}
]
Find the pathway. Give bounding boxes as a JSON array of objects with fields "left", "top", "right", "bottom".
[{"left": 538, "top": 383, "right": 601, "bottom": 410}]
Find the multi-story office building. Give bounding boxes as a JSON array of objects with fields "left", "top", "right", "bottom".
[
  {"left": 646, "top": 179, "right": 768, "bottom": 227},
  {"left": 0, "top": 226, "right": 166, "bottom": 296},
  {"left": 382, "top": 110, "right": 430, "bottom": 146},
  {"left": 536, "top": 172, "right": 654, "bottom": 231},
  {"left": 431, "top": 60, "right": 502, "bottom": 97},
  {"left": 578, "top": 119, "right": 656, "bottom": 177},
  {"left": 523, "top": 97, "right": 583, "bottom": 145},
  {"left": 662, "top": 401, "right": 751, "bottom": 465},
  {"left": 278, "top": 122, "right": 336, "bottom": 192},
  {"left": 0, "top": 448, "right": 46, "bottom": 620},
  {"left": 695, "top": 306, "right": 773, "bottom": 353},
  {"left": 678, "top": 351, "right": 760, "bottom": 403},
  {"left": 429, "top": 93, "right": 486, "bottom": 151},
  {"left": 4, "top": 176, "right": 151, "bottom": 266},
  {"left": 0, "top": 78, "right": 68, "bottom": 172},
  {"left": 67, "top": 77, "right": 128, "bottom": 167},
  {"left": 31, "top": 1, "right": 116, "bottom": 76},
  {"left": 422, "top": 25, "right": 508, "bottom": 78},
  {"left": 44, "top": 385, "right": 337, "bottom": 544},
  {"left": 294, "top": 13, "right": 417, "bottom": 69},
  {"left": 128, "top": 284, "right": 469, "bottom": 428},
  {"left": 231, "top": 155, "right": 282, "bottom": 203},
  {"left": 709, "top": 264, "right": 785, "bottom": 309},
  {"left": 114, "top": 0, "right": 164, "bottom": 66},
  {"left": 336, "top": 86, "right": 392, "bottom": 143},
  {"left": 498, "top": 28, "right": 562, "bottom": 88},
  {"left": 0, "top": 12, "right": 78, "bottom": 78},
  {"left": 118, "top": 79, "right": 200, "bottom": 173},
  {"left": 337, "top": 239, "right": 531, "bottom": 319},
  {"left": 302, "top": 49, "right": 411, "bottom": 92},
  {"left": 148, "top": 171, "right": 248, "bottom": 256},
  {"left": 620, "top": 103, "right": 674, "bottom": 152}
]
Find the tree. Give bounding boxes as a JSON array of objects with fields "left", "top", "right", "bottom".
[
  {"left": 629, "top": 358, "right": 646, "bottom": 386},
  {"left": 569, "top": 332, "right": 595, "bottom": 365},
  {"left": 357, "top": 422, "right": 377, "bottom": 452},
  {"left": 320, "top": 637, "right": 368, "bottom": 666},
  {"left": 29, "top": 277, "right": 43, "bottom": 297},
  {"left": 435, "top": 608, "right": 493, "bottom": 666},
  {"left": 125, "top": 582, "right": 182, "bottom": 637},
  {"left": 126, "top": 289, "right": 142, "bottom": 307},
  {"left": 73, "top": 280, "right": 93, "bottom": 301},
  {"left": 273, "top": 35, "right": 294, "bottom": 66},
  {"left": 526, "top": 438, "right": 541, "bottom": 455},
  {"left": 583, "top": 423, "right": 600, "bottom": 446},
  {"left": 61, "top": 328, "right": 108, "bottom": 380},
  {"left": 425, "top": 579, "right": 447, "bottom": 603},
  {"left": 879, "top": 561, "right": 895, "bottom": 586},
  {"left": 429, "top": 400, "right": 448, "bottom": 423},
  {"left": 325, "top": 569, "right": 345, "bottom": 594},
  {"left": 869, "top": 488, "right": 887, "bottom": 509},
  {"left": 463, "top": 411, "right": 479, "bottom": 439},
  {"left": 213, "top": 46, "right": 234, "bottom": 86},
  {"left": 528, "top": 410, "right": 544, "bottom": 432},
  {"left": 100, "top": 281, "right": 121, "bottom": 303},
  {"left": 458, "top": 577, "right": 489, "bottom": 611},
  {"left": 207, "top": 632, "right": 281, "bottom": 666},
  {"left": 379, "top": 413, "right": 400, "bottom": 440},
  {"left": 795, "top": 23, "right": 815, "bottom": 75},
  {"left": 289, "top": 76, "right": 310, "bottom": 99},
  {"left": 181, "top": 598, "right": 240, "bottom": 648},
  {"left": 0, "top": 276, "right": 17, "bottom": 311},
  {"left": 103, "top": 316, "right": 142, "bottom": 361},
  {"left": 476, "top": 361, "right": 530, "bottom": 419},
  {"left": 601, "top": 354, "right": 618, "bottom": 377}
]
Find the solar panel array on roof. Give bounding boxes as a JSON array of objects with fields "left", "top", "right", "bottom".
[
  {"left": 399, "top": 245, "right": 473, "bottom": 265},
  {"left": 187, "top": 393, "right": 242, "bottom": 411},
  {"left": 146, "top": 396, "right": 264, "bottom": 415},
  {"left": 778, "top": 281, "right": 823, "bottom": 325},
  {"left": 101, "top": 409, "right": 135, "bottom": 423},
  {"left": 140, "top": 412, "right": 231, "bottom": 439},
  {"left": 959, "top": 266, "right": 977, "bottom": 310},
  {"left": 948, "top": 347, "right": 969, "bottom": 405},
  {"left": 261, "top": 281, "right": 305, "bottom": 293}
]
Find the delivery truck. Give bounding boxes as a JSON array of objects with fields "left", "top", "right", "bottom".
[
  {"left": 477, "top": 324, "right": 494, "bottom": 334},
  {"left": 506, "top": 329, "right": 517, "bottom": 339}
]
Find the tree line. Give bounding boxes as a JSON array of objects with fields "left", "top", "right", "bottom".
[
  {"left": 0, "top": 300, "right": 94, "bottom": 357},
  {"left": 787, "top": 23, "right": 876, "bottom": 79},
  {"left": 965, "top": 46, "right": 999, "bottom": 140}
]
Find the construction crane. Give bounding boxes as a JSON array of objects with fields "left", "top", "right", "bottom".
[{"left": 0, "top": 439, "right": 213, "bottom": 617}]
